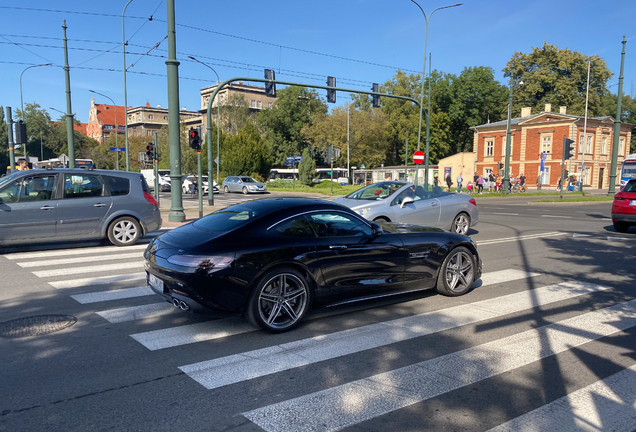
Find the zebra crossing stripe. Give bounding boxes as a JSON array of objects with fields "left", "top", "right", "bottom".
[
  {"left": 3, "top": 244, "right": 148, "bottom": 260},
  {"left": 32, "top": 261, "right": 144, "bottom": 278},
  {"left": 486, "top": 363, "right": 636, "bottom": 432},
  {"left": 96, "top": 302, "right": 176, "bottom": 323},
  {"left": 49, "top": 272, "right": 147, "bottom": 289},
  {"left": 179, "top": 280, "right": 609, "bottom": 391},
  {"left": 17, "top": 252, "right": 143, "bottom": 268},
  {"left": 242, "top": 298, "right": 636, "bottom": 432},
  {"left": 71, "top": 286, "right": 155, "bottom": 304}
]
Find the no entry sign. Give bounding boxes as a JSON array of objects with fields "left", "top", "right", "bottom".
[{"left": 413, "top": 150, "right": 424, "bottom": 165}]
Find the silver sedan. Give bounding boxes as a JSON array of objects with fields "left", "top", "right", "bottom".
[{"left": 333, "top": 181, "right": 478, "bottom": 235}]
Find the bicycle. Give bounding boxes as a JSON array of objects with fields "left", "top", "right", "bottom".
[{"left": 511, "top": 183, "right": 520, "bottom": 193}]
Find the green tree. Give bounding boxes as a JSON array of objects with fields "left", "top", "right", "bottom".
[
  {"left": 503, "top": 42, "right": 613, "bottom": 117},
  {"left": 258, "top": 86, "right": 327, "bottom": 165},
  {"left": 221, "top": 122, "right": 271, "bottom": 178},
  {"left": 219, "top": 93, "right": 256, "bottom": 135},
  {"left": 298, "top": 147, "right": 316, "bottom": 185}
]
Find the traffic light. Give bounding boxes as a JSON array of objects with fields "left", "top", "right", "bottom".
[
  {"left": 563, "top": 136, "right": 575, "bottom": 160},
  {"left": 188, "top": 128, "right": 201, "bottom": 151},
  {"left": 265, "top": 69, "right": 276, "bottom": 97},
  {"left": 14, "top": 120, "right": 27, "bottom": 144},
  {"left": 499, "top": 162, "right": 504, "bottom": 170},
  {"left": 326, "top": 147, "right": 333, "bottom": 164},
  {"left": 327, "top": 76, "right": 336, "bottom": 103},
  {"left": 564, "top": 169, "right": 569, "bottom": 178},
  {"left": 146, "top": 143, "right": 154, "bottom": 162},
  {"left": 372, "top": 83, "right": 380, "bottom": 108}
]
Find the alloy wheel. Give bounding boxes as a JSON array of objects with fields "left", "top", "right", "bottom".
[
  {"left": 257, "top": 273, "right": 308, "bottom": 330},
  {"left": 445, "top": 250, "right": 473, "bottom": 293},
  {"left": 113, "top": 220, "right": 138, "bottom": 244},
  {"left": 453, "top": 214, "right": 470, "bottom": 235}
]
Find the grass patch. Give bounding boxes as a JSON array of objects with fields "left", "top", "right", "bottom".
[
  {"left": 266, "top": 180, "right": 359, "bottom": 195},
  {"left": 535, "top": 196, "right": 615, "bottom": 202}
]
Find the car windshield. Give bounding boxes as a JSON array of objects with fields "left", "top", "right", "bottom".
[
  {"left": 239, "top": 177, "right": 258, "bottom": 183},
  {"left": 623, "top": 165, "right": 636, "bottom": 176},
  {"left": 345, "top": 181, "right": 406, "bottom": 200},
  {"left": 193, "top": 205, "right": 261, "bottom": 232}
]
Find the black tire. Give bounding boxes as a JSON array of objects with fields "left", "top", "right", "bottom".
[
  {"left": 107, "top": 216, "right": 141, "bottom": 246},
  {"left": 435, "top": 246, "right": 475, "bottom": 296},
  {"left": 242, "top": 186, "right": 248, "bottom": 195},
  {"left": 224, "top": 185, "right": 230, "bottom": 193},
  {"left": 247, "top": 267, "right": 312, "bottom": 333},
  {"left": 613, "top": 221, "right": 630, "bottom": 233},
  {"left": 373, "top": 216, "right": 390, "bottom": 222},
  {"left": 451, "top": 212, "right": 471, "bottom": 235}
]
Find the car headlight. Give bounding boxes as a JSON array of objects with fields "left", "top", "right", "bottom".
[
  {"left": 355, "top": 207, "right": 371, "bottom": 216},
  {"left": 167, "top": 254, "right": 233, "bottom": 269}
]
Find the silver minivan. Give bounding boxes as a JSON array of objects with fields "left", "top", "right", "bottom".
[{"left": 0, "top": 168, "right": 162, "bottom": 246}]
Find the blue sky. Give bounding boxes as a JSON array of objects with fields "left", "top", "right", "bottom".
[{"left": 1, "top": 0, "right": 635, "bottom": 124}]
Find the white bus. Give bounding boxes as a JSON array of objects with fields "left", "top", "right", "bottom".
[
  {"left": 315, "top": 168, "right": 349, "bottom": 185},
  {"left": 268, "top": 168, "right": 299, "bottom": 182},
  {"left": 620, "top": 154, "right": 636, "bottom": 187}
]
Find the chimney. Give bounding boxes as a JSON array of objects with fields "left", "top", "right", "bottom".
[
  {"left": 181, "top": 107, "right": 187, "bottom": 111},
  {"left": 156, "top": 104, "right": 161, "bottom": 108},
  {"left": 544, "top": 103, "right": 551, "bottom": 113},
  {"left": 521, "top": 107, "right": 532, "bottom": 117},
  {"left": 559, "top": 106, "right": 567, "bottom": 114}
]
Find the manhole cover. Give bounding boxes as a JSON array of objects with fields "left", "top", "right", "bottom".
[{"left": 0, "top": 315, "right": 77, "bottom": 338}]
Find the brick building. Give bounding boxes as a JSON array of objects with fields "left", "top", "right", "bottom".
[
  {"left": 471, "top": 104, "right": 633, "bottom": 189},
  {"left": 86, "top": 97, "right": 125, "bottom": 143}
]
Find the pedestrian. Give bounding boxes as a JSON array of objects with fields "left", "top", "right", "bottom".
[
  {"left": 496, "top": 174, "right": 502, "bottom": 192},
  {"left": 467, "top": 181, "right": 473, "bottom": 194},
  {"left": 519, "top": 173, "right": 526, "bottom": 192},
  {"left": 456, "top": 172, "right": 463, "bottom": 193},
  {"left": 433, "top": 175, "right": 439, "bottom": 187},
  {"left": 14, "top": 158, "right": 28, "bottom": 172},
  {"left": 488, "top": 172, "right": 495, "bottom": 192},
  {"left": 473, "top": 172, "right": 479, "bottom": 186},
  {"left": 477, "top": 175, "right": 484, "bottom": 194},
  {"left": 445, "top": 173, "right": 452, "bottom": 192},
  {"left": 191, "top": 175, "right": 198, "bottom": 197}
]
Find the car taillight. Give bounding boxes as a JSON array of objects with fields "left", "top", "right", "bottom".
[
  {"left": 469, "top": 198, "right": 477, "bottom": 206},
  {"left": 144, "top": 191, "right": 158, "bottom": 206},
  {"left": 614, "top": 192, "right": 624, "bottom": 201}
]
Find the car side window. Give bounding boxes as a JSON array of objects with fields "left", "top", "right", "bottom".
[
  {"left": 64, "top": 174, "right": 104, "bottom": 199},
  {"left": 271, "top": 216, "right": 316, "bottom": 237},
  {"left": 307, "top": 212, "right": 372, "bottom": 237},
  {"left": 0, "top": 180, "right": 21, "bottom": 203},
  {"left": 102, "top": 175, "right": 130, "bottom": 196},
  {"left": 0, "top": 176, "right": 57, "bottom": 203}
]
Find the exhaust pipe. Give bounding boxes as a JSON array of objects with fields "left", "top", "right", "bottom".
[
  {"left": 179, "top": 300, "right": 190, "bottom": 311},
  {"left": 172, "top": 298, "right": 180, "bottom": 308}
]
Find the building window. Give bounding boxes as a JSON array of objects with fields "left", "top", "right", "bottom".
[
  {"left": 147, "top": 130, "right": 152, "bottom": 136},
  {"left": 148, "top": 114, "right": 154, "bottom": 120},
  {"left": 164, "top": 116, "right": 168, "bottom": 121},
  {"left": 268, "top": 102, "right": 272, "bottom": 108},
  {"left": 579, "top": 135, "right": 584, "bottom": 153},
  {"left": 619, "top": 138, "right": 625, "bottom": 156},
  {"left": 601, "top": 137, "right": 607, "bottom": 154},
  {"left": 251, "top": 100, "right": 256, "bottom": 108},
  {"left": 502, "top": 136, "right": 511, "bottom": 156},
  {"left": 541, "top": 135, "right": 552, "bottom": 154},
  {"left": 583, "top": 167, "right": 590, "bottom": 185},
  {"left": 586, "top": 135, "right": 593, "bottom": 154},
  {"left": 540, "top": 166, "right": 550, "bottom": 185},
  {"left": 485, "top": 140, "right": 493, "bottom": 157},
  {"left": 104, "top": 125, "right": 114, "bottom": 130},
  {"left": 257, "top": 101, "right": 262, "bottom": 109}
]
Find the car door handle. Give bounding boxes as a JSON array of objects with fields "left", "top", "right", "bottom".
[
  {"left": 430, "top": 202, "right": 438, "bottom": 206},
  {"left": 329, "top": 245, "right": 347, "bottom": 250},
  {"left": 40, "top": 206, "right": 55, "bottom": 210},
  {"left": 94, "top": 203, "right": 107, "bottom": 207}
]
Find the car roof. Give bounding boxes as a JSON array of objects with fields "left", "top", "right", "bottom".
[
  {"left": 9, "top": 168, "right": 142, "bottom": 179},
  {"left": 230, "top": 197, "right": 348, "bottom": 214}
]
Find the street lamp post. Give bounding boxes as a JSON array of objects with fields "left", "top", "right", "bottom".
[
  {"left": 50, "top": 106, "right": 75, "bottom": 163},
  {"left": 89, "top": 90, "right": 120, "bottom": 170},
  {"left": 19, "top": 63, "right": 53, "bottom": 158},
  {"left": 503, "top": 78, "right": 523, "bottom": 193},
  {"left": 410, "top": 1, "right": 462, "bottom": 189},
  {"left": 189, "top": 56, "right": 221, "bottom": 207},
  {"left": 122, "top": 0, "right": 134, "bottom": 171}
]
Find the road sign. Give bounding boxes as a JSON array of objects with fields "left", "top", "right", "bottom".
[
  {"left": 109, "top": 147, "right": 126, "bottom": 152},
  {"left": 413, "top": 150, "right": 424, "bottom": 165}
]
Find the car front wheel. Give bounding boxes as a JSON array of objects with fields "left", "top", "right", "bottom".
[
  {"left": 242, "top": 186, "right": 248, "bottom": 194},
  {"left": 224, "top": 185, "right": 230, "bottom": 193},
  {"left": 247, "top": 267, "right": 311, "bottom": 332},
  {"left": 435, "top": 246, "right": 475, "bottom": 296},
  {"left": 451, "top": 213, "right": 471, "bottom": 235},
  {"left": 107, "top": 216, "right": 141, "bottom": 246}
]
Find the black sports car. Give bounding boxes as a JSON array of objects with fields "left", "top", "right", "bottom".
[{"left": 144, "top": 198, "right": 481, "bottom": 332}]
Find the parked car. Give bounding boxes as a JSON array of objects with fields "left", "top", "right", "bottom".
[
  {"left": 333, "top": 181, "right": 478, "bottom": 235},
  {"left": 611, "top": 177, "right": 636, "bottom": 232},
  {"left": 182, "top": 175, "right": 219, "bottom": 195},
  {"left": 0, "top": 168, "right": 161, "bottom": 246},
  {"left": 141, "top": 169, "right": 171, "bottom": 192},
  {"left": 222, "top": 176, "right": 267, "bottom": 194},
  {"left": 144, "top": 198, "right": 481, "bottom": 332}
]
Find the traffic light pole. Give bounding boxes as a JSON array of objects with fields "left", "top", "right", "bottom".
[
  {"left": 153, "top": 133, "right": 159, "bottom": 205},
  {"left": 560, "top": 136, "right": 566, "bottom": 200},
  {"left": 608, "top": 36, "right": 627, "bottom": 196},
  {"left": 204, "top": 77, "right": 428, "bottom": 196},
  {"left": 6, "top": 107, "right": 15, "bottom": 171},
  {"left": 197, "top": 149, "right": 203, "bottom": 219}
]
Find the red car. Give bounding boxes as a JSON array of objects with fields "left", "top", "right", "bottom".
[{"left": 612, "top": 178, "right": 636, "bottom": 233}]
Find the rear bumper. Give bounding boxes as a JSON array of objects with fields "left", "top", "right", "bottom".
[{"left": 612, "top": 213, "right": 636, "bottom": 223}]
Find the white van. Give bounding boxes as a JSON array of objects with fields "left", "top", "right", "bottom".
[{"left": 141, "top": 169, "right": 171, "bottom": 192}]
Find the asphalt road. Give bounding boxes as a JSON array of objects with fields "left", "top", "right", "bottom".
[{"left": 1, "top": 197, "right": 635, "bottom": 432}]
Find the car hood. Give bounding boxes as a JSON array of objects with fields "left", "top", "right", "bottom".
[
  {"left": 333, "top": 197, "right": 389, "bottom": 212},
  {"left": 156, "top": 222, "right": 223, "bottom": 249},
  {"left": 378, "top": 222, "right": 444, "bottom": 234}
]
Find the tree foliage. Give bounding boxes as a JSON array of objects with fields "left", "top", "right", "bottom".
[
  {"left": 221, "top": 122, "right": 271, "bottom": 178},
  {"left": 218, "top": 93, "right": 256, "bottom": 135},
  {"left": 298, "top": 147, "right": 315, "bottom": 185}
]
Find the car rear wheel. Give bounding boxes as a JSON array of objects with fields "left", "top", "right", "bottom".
[
  {"left": 451, "top": 213, "right": 471, "bottom": 235},
  {"left": 107, "top": 216, "right": 141, "bottom": 246},
  {"left": 435, "top": 246, "right": 474, "bottom": 296},
  {"left": 247, "top": 267, "right": 311, "bottom": 333},
  {"left": 224, "top": 185, "right": 230, "bottom": 193},
  {"left": 242, "top": 186, "right": 248, "bottom": 194},
  {"left": 373, "top": 216, "right": 390, "bottom": 222},
  {"left": 613, "top": 221, "right": 630, "bottom": 233}
]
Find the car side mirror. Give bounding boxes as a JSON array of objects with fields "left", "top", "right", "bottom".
[
  {"left": 371, "top": 222, "right": 382, "bottom": 236},
  {"left": 400, "top": 196, "right": 414, "bottom": 208}
]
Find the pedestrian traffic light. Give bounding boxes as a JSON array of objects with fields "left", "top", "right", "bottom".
[
  {"left": 265, "top": 69, "right": 276, "bottom": 97},
  {"left": 372, "top": 83, "right": 380, "bottom": 108},
  {"left": 146, "top": 143, "right": 154, "bottom": 161},
  {"left": 188, "top": 128, "right": 201, "bottom": 150},
  {"left": 563, "top": 136, "right": 575, "bottom": 160},
  {"left": 499, "top": 162, "right": 504, "bottom": 170},
  {"left": 564, "top": 169, "right": 569, "bottom": 178},
  {"left": 14, "top": 120, "right": 27, "bottom": 144},
  {"left": 327, "top": 76, "right": 336, "bottom": 103}
]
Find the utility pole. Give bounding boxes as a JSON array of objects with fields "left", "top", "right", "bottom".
[
  {"left": 425, "top": 53, "right": 431, "bottom": 190},
  {"left": 153, "top": 132, "right": 159, "bottom": 206},
  {"left": 580, "top": 60, "right": 591, "bottom": 194},
  {"left": 166, "top": 0, "right": 185, "bottom": 222},
  {"left": 608, "top": 36, "right": 627, "bottom": 195},
  {"left": 347, "top": 100, "right": 350, "bottom": 183},
  {"left": 62, "top": 20, "right": 75, "bottom": 168},
  {"left": 6, "top": 107, "right": 15, "bottom": 171}
]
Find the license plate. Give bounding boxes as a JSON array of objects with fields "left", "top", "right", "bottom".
[
  {"left": 148, "top": 273, "right": 164, "bottom": 292},
  {"left": 631, "top": 200, "right": 636, "bottom": 206}
]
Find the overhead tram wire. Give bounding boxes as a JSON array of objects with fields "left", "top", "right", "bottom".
[{"left": 0, "top": 35, "right": 57, "bottom": 66}]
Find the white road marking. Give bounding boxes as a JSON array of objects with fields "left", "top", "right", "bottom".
[
  {"left": 3, "top": 244, "right": 148, "bottom": 260},
  {"left": 541, "top": 215, "right": 572, "bottom": 218},
  {"left": 71, "top": 286, "right": 154, "bottom": 304},
  {"left": 477, "top": 232, "right": 566, "bottom": 245},
  {"left": 96, "top": 302, "right": 176, "bottom": 323},
  {"left": 492, "top": 212, "right": 519, "bottom": 216},
  {"left": 478, "top": 269, "right": 541, "bottom": 285},
  {"left": 486, "top": 363, "right": 636, "bottom": 432},
  {"left": 33, "top": 261, "right": 144, "bottom": 278},
  {"left": 49, "top": 272, "right": 147, "bottom": 289},
  {"left": 573, "top": 233, "right": 592, "bottom": 238},
  {"left": 243, "top": 299, "right": 636, "bottom": 432},
  {"left": 180, "top": 280, "right": 615, "bottom": 391},
  {"left": 607, "top": 237, "right": 631, "bottom": 242},
  {"left": 17, "top": 252, "right": 143, "bottom": 268},
  {"left": 131, "top": 318, "right": 256, "bottom": 350}
]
